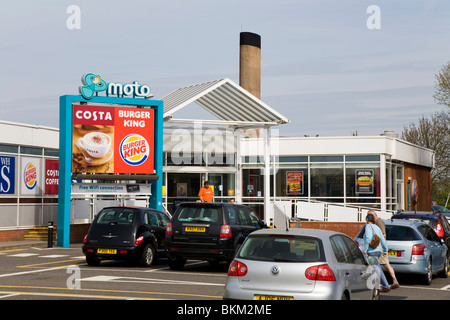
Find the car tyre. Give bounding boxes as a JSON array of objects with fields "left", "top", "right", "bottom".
[
  {"left": 139, "top": 244, "right": 155, "bottom": 267},
  {"left": 422, "top": 259, "right": 432, "bottom": 285},
  {"left": 372, "top": 288, "right": 380, "bottom": 300},
  {"left": 86, "top": 256, "right": 101, "bottom": 266},
  {"left": 438, "top": 257, "right": 448, "bottom": 278}
]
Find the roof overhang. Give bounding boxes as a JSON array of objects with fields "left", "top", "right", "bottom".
[{"left": 162, "top": 78, "right": 289, "bottom": 129}]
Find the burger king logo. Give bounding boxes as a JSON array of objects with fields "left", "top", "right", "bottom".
[
  {"left": 119, "top": 134, "right": 149, "bottom": 166},
  {"left": 24, "top": 163, "right": 37, "bottom": 190}
]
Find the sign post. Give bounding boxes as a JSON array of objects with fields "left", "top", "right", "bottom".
[{"left": 58, "top": 93, "right": 163, "bottom": 248}]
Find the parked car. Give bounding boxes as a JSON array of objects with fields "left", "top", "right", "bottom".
[
  {"left": 165, "top": 202, "right": 266, "bottom": 270},
  {"left": 223, "top": 228, "right": 380, "bottom": 300},
  {"left": 432, "top": 205, "right": 450, "bottom": 222},
  {"left": 82, "top": 206, "right": 171, "bottom": 267},
  {"left": 355, "top": 220, "right": 448, "bottom": 285},
  {"left": 391, "top": 211, "right": 450, "bottom": 258}
]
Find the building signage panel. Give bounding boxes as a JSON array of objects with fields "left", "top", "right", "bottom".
[
  {"left": 21, "top": 157, "right": 41, "bottom": 195},
  {"left": 0, "top": 156, "right": 15, "bottom": 195},
  {"left": 45, "top": 159, "right": 59, "bottom": 195},
  {"left": 72, "top": 105, "right": 154, "bottom": 174},
  {"left": 72, "top": 183, "right": 151, "bottom": 195}
]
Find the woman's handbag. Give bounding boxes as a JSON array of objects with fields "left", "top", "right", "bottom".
[{"left": 368, "top": 225, "right": 381, "bottom": 249}]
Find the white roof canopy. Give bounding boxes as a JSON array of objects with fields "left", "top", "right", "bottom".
[{"left": 162, "top": 78, "right": 289, "bottom": 128}]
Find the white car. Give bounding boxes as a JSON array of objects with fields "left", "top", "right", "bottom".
[{"left": 223, "top": 228, "right": 379, "bottom": 300}]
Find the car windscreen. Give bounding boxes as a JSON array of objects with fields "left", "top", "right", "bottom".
[
  {"left": 176, "top": 206, "right": 221, "bottom": 223},
  {"left": 385, "top": 225, "right": 421, "bottom": 241},
  {"left": 237, "top": 234, "right": 325, "bottom": 263},
  {"left": 95, "top": 208, "right": 137, "bottom": 225}
]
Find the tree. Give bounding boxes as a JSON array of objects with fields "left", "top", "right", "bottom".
[
  {"left": 401, "top": 111, "right": 449, "bottom": 205},
  {"left": 433, "top": 62, "right": 450, "bottom": 109}
]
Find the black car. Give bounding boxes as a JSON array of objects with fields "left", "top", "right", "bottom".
[
  {"left": 82, "top": 206, "right": 171, "bottom": 267},
  {"left": 391, "top": 211, "right": 450, "bottom": 258},
  {"left": 165, "top": 202, "right": 267, "bottom": 270}
]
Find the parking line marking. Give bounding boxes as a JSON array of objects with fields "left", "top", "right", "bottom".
[
  {"left": 8, "top": 253, "right": 39, "bottom": 257},
  {"left": 0, "top": 285, "right": 222, "bottom": 299}
]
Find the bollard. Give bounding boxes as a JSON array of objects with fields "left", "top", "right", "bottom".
[{"left": 48, "top": 221, "right": 54, "bottom": 248}]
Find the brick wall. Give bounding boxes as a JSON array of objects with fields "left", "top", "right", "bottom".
[
  {"left": 290, "top": 221, "right": 365, "bottom": 239},
  {"left": 0, "top": 224, "right": 91, "bottom": 244}
]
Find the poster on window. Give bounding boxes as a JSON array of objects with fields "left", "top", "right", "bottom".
[
  {"left": 286, "top": 171, "right": 304, "bottom": 195},
  {"left": 21, "top": 157, "right": 41, "bottom": 196},
  {"left": 45, "top": 159, "right": 59, "bottom": 195},
  {"left": 72, "top": 105, "right": 154, "bottom": 174},
  {"left": 0, "top": 156, "right": 15, "bottom": 195},
  {"left": 355, "top": 169, "right": 374, "bottom": 194}
]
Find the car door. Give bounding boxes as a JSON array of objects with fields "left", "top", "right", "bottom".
[
  {"left": 330, "top": 235, "right": 371, "bottom": 300},
  {"left": 145, "top": 210, "right": 167, "bottom": 252},
  {"left": 422, "top": 225, "right": 445, "bottom": 271}
]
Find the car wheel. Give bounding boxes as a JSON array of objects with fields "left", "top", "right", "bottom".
[
  {"left": 438, "top": 257, "right": 449, "bottom": 278},
  {"left": 139, "top": 244, "right": 155, "bottom": 267},
  {"left": 86, "top": 256, "right": 101, "bottom": 266},
  {"left": 168, "top": 257, "right": 186, "bottom": 270},
  {"left": 422, "top": 259, "right": 432, "bottom": 285}
]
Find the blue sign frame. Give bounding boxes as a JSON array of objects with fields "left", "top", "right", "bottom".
[{"left": 58, "top": 95, "right": 164, "bottom": 247}]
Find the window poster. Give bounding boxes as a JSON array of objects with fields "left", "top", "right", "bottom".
[
  {"left": 355, "top": 169, "right": 374, "bottom": 194},
  {"left": 286, "top": 171, "right": 304, "bottom": 195},
  {"left": 0, "top": 155, "right": 15, "bottom": 195},
  {"left": 72, "top": 105, "right": 154, "bottom": 174},
  {"left": 21, "top": 157, "right": 41, "bottom": 196}
]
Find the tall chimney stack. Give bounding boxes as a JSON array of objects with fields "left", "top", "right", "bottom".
[{"left": 239, "top": 32, "right": 261, "bottom": 99}]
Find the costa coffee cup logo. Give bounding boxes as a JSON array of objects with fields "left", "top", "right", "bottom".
[
  {"left": 119, "top": 134, "right": 149, "bottom": 166},
  {"left": 78, "top": 132, "right": 112, "bottom": 159}
]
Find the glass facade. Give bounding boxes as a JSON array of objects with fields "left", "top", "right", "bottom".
[{"left": 163, "top": 152, "right": 404, "bottom": 218}]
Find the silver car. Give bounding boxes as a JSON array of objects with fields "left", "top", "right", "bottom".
[
  {"left": 223, "top": 228, "right": 379, "bottom": 300},
  {"left": 354, "top": 220, "right": 448, "bottom": 285}
]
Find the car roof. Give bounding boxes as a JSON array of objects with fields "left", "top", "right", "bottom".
[
  {"left": 249, "top": 227, "right": 347, "bottom": 239},
  {"left": 393, "top": 211, "right": 440, "bottom": 219},
  {"left": 384, "top": 219, "right": 425, "bottom": 227}
]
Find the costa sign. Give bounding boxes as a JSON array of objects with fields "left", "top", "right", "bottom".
[{"left": 72, "top": 104, "right": 154, "bottom": 174}]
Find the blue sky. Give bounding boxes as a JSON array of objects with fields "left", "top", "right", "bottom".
[{"left": 1, "top": 0, "right": 449, "bottom": 137}]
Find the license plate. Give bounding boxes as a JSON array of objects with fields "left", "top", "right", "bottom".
[
  {"left": 97, "top": 248, "right": 117, "bottom": 254},
  {"left": 388, "top": 250, "right": 398, "bottom": 257},
  {"left": 185, "top": 226, "right": 206, "bottom": 232},
  {"left": 255, "top": 295, "right": 293, "bottom": 300}
]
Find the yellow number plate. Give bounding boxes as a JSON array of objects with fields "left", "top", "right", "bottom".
[
  {"left": 255, "top": 295, "right": 293, "bottom": 300},
  {"left": 185, "top": 226, "right": 206, "bottom": 232},
  {"left": 97, "top": 248, "right": 117, "bottom": 254},
  {"left": 388, "top": 250, "right": 398, "bottom": 256}
]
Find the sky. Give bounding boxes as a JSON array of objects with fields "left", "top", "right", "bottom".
[{"left": 1, "top": 0, "right": 449, "bottom": 137}]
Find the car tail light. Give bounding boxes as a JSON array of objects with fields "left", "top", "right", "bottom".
[
  {"left": 83, "top": 235, "right": 87, "bottom": 244},
  {"left": 135, "top": 236, "right": 144, "bottom": 246},
  {"left": 228, "top": 260, "right": 248, "bottom": 276},
  {"left": 412, "top": 243, "right": 425, "bottom": 255},
  {"left": 166, "top": 222, "right": 173, "bottom": 236},
  {"left": 220, "top": 224, "right": 232, "bottom": 238},
  {"left": 436, "top": 222, "right": 444, "bottom": 238},
  {"left": 305, "top": 264, "right": 336, "bottom": 281}
]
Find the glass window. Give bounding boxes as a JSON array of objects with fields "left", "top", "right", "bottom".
[
  {"left": 96, "top": 208, "right": 136, "bottom": 225},
  {"left": 331, "top": 235, "right": 354, "bottom": 263},
  {"left": 311, "top": 163, "right": 343, "bottom": 197},
  {"left": 0, "top": 144, "right": 18, "bottom": 154},
  {"left": 176, "top": 206, "right": 220, "bottom": 223},
  {"left": 44, "top": 149, "right": 59, "bottom": 157},
  {"left": 345, "top": 163, "right": 379, "bottom": 197},
  {"left": 310, "top": 156, "right": 343, "bottom": 162},
  {"left": 274, "top": 167, "right": 308, "bottom": 197},
  {"left": 20, "top": 146, "right": 42, "bottom": 155},
  {"left": 243, "top": 169, "right": 264, "bottom": 197},
  {"left": 237, "top": 234, "right": 325, "bottom": 263},
  {"left": 346, "top": 155, "right": 380, "bottom": 162},
  {"left": 278, "top": 156, "right": 308, "bottom": 163}
]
